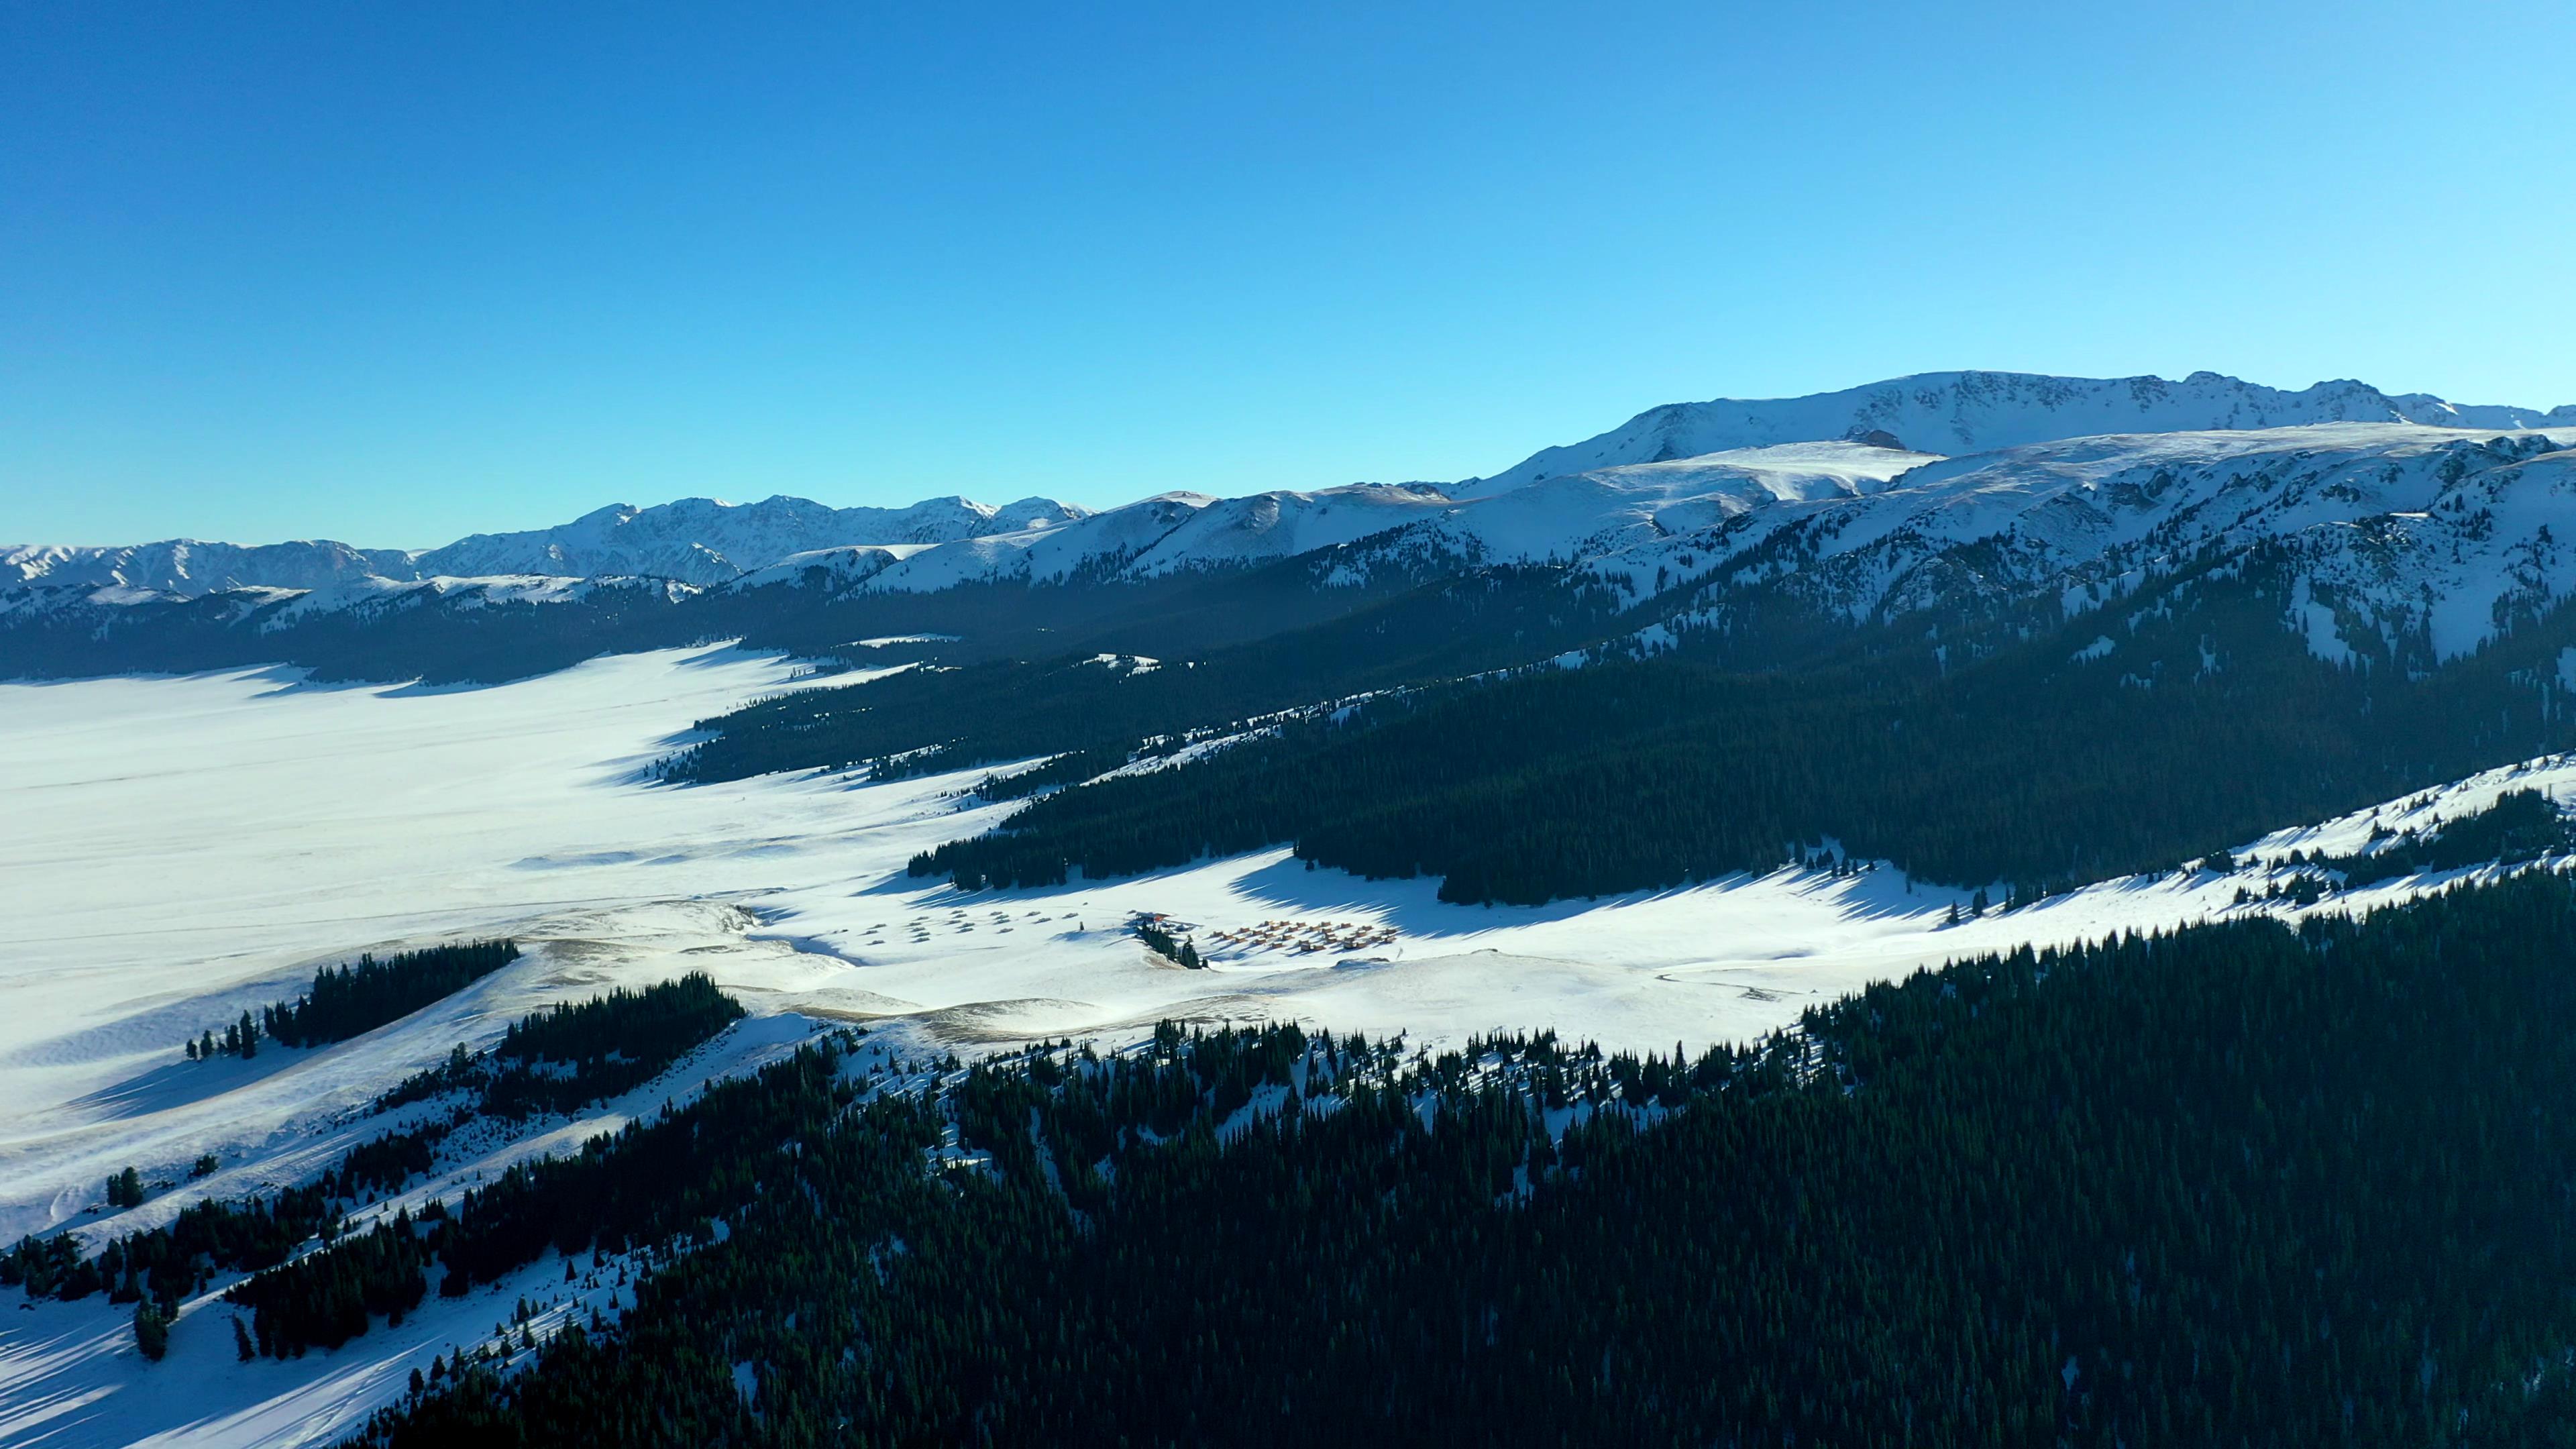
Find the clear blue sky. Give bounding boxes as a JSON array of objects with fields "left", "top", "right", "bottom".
[{"left": 7, "top": 1, "right": 2571, "bottom": 547}]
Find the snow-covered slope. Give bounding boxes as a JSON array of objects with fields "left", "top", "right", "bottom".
[
  {"left": 252, "top": 572, "right": 698, "bottom": 629},
  {"left": 722, "top": 542, "right": 934, "bottom": 593},
  {"left": 800, "top": 493, "right": 1220, "bottom": 594},
  {"left": 1117, "top": 483, "right": 1452, "bottom": 576},
  {"left": 1462, "top": 371, "right": 2576, "bottom": 497},
  {"left": 1573, "top": 440, "right": 1940, "bottom": 519},
  {"left": 1581, "top": 424, "right": 2576, "bottom": 660},
  {"left": 727, "top": 484, "right": 1468, "bottom": 597},
  {"left": 1328, "top": 441, "right": 1943, "bottom": 577},
  {"left": 748, "top": 450, "right": 1944, "bottom": 599}
]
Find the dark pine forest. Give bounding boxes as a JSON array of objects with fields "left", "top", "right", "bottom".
[{"left": 903, "top": 576, "right": 2576, "bottom": 904}]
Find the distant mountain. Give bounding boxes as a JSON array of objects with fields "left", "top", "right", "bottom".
[
  {"left": 721, "top": 485, "right": 1462, "bottom": 597},
  {"left": 1459, "top": 370, "right": 2576, "bottom": 496},
  {"left": 737, "top": 449, "right": 1955, "bottom": 600},
  {"left": 0, "top": 538, "right": 417, "bottom": 596},
  {"left": 13, "top": 369, "right": 2576, "bottom": 690},
  {"left": 19, "top": 370, "right": 2569, "bottom": 610},
  {"left": 734, "top": 493, "right": 1222, "bottom": 596},
  {"left": 413, "top": 494, "right": 1089, "bottom": 586},
  {"left": 3, "top": 493, "right": 1091, "bottom": 596}
]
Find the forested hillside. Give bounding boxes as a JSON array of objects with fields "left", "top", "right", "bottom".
[
  {"left": 659, "top": 563, "right": 1625, "bottom": 784},
  {"left": 6, "top": 973, "right": 755, "bottom": 1362},
  {"left": 907, "top": 572, "right": 2576, "bottom": 900},
  {"left": 311, "top": 871, "right": 2576, "bottom": 1446}
]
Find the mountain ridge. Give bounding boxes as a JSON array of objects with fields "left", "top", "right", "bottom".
[
  {"left": 17, "top": 371, "right": 2570, "bottom": 604},
  {"left": 1458, "top": 369, "right": 2576, "bottom": 497},
  {"left": 11, "top": 370, "right": 2576, "bottom": 689},
  {"left": 3, "top": 492, "right": 1093, "bottom": 596}
]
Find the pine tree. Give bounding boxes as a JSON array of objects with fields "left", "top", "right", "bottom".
[{"left": 133, "top": 1301, "right": 169, "bottom": 1361}]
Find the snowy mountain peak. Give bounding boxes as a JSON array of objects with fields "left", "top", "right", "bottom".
[{"left": 1590, "top": 422, "right": 2576, "bottom": 665}]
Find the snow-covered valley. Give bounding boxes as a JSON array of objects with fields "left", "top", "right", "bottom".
[{"left": 8, "top": 647, "right": 2576, "bottom": 1446}]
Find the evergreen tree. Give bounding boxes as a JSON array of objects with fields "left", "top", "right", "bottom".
[{"left": 132, "top": 1301, "right": 169, "bottom": 1362}]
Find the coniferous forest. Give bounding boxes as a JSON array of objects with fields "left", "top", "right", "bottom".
[
  {"left": 184, "top": 869, "right": 2576, "bottom": 1447},
  {"left": 265, "top": 941, "right": 522, "bottom": 1048},
  {"left": 906, "top": 577, "right": 2576, "bottom": 903}
]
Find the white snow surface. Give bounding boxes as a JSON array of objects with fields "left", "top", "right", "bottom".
[{"left": 9, "top": 649, "right": 2576, "bottom": 1446}]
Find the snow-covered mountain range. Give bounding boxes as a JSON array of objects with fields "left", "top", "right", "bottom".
[
  {"left": 0, "top": 539, "right": 422, "bottom": 599},
  {"left": 1573, "top": 423, "right": 2576, "bottom": 663},
  {"left": 8, "top": 370, "right": 2575, "bottom": 672},
  {"left": 3, "top": 493, "right": 1088, "bottom": 596},
  {"left": 411, "top": 494, "right": 1086, "bottom": 585},
  {"left": 1455, "top": 370, "right": 2576, "bottom": 496}
]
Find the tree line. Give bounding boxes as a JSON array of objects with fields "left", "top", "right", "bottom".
[{"left": 186, "top": 940, "right": 519, "bottom": 1061}]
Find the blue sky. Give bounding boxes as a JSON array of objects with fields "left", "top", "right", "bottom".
[{"left": 7, "top": 1, "right": 2571, "bottom": 547}]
